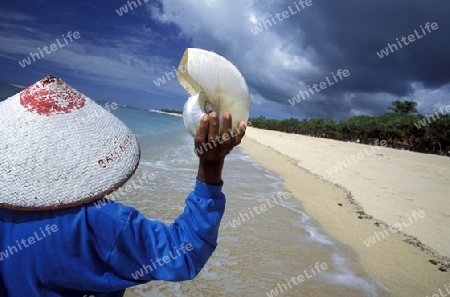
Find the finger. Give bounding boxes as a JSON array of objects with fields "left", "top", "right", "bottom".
[
  {"left": 221, "top": 112, "right": 232, "bottom": 146},
  {"left": 195, "top": 114, "right": 209, "bottom": 147},
  {"left": 234, "top": 122, "right": 247, "bottom": 145},
  {"left": 208, "top": 111, "right": 219, "bottom": 142}
]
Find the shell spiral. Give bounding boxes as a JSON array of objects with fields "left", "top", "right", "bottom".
[{"left": 177, "top": 48, "right": 250, "bottom": 136}]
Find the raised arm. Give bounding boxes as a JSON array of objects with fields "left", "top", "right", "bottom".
[{"left": 96, "top": 112, "right": 246, "bottom": 287}]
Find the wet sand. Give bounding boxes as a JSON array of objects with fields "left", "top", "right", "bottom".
[
  {"left": 123, "top": 130, "right": 390, "bottom": 296},
  {"left": 239, "top": 127, "right": 450, "bottom": 296}
]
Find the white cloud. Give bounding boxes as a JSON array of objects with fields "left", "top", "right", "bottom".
[
  {"left": 2, "top": 3, "right": 447, "bottom": 119},
  {"left": 401, "top": 83, "right": 450, "bottom": 114},
  {"left": 0, "top": 10, "right": 36, "bottom": 21},
  {"left": 149, "top": 0, "right": 450, "bottom": 119},
  {"left": 149, "top": 0, "right": 319, "bottom": 106},
  {"left": 0, "top": 13, "right": 184, "bottom": 99}
]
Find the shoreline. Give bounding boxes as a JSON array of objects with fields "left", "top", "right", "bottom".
[
  {"left": 149, "top": 109, "right": 183, "bottom": 118},
  {"left": 240, "top": 127, "right": 449, "bottom": 296}
]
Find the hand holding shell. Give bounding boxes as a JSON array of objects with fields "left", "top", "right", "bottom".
[{"left": 177, "top": 48, "right": 250, "bottom": 136}]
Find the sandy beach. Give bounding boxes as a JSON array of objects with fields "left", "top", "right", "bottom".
[{"left": 240, "top": 127, "right": 450, "bottom": 296}]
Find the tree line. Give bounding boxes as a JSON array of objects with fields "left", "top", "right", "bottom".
[{"left": 249, "top": 101, "right": 450, "bottom": 156}]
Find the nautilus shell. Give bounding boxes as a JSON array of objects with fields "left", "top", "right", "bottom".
[{"left": 177, "top": 48, "right": 250, "bottom": 136}]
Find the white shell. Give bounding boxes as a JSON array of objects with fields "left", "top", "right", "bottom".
[{"left": 177, "top": 48, "right": 250, "bottom": 136}]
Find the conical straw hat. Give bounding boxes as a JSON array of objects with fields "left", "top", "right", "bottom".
[{"left": 0, "top": 75, "right": 140, "bottom": 210}]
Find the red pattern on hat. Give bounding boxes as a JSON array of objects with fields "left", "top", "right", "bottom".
[{"left": 20, "top": 75, "right": 86, "bottom": 116}]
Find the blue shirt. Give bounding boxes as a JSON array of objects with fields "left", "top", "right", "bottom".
[{"left": 0, "top": 179, "right": 226, "bottom": 296}]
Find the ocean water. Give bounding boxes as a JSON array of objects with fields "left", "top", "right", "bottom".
[
  {"left": 104, "top": 106, "right": 388, "bottom": 297},
  {"left": 0, "top": 81, "right": 387, "bottom": 296}
]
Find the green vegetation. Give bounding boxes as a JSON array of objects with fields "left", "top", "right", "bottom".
[
  {"left": 159, "top": 109, "right": 183, "bottom": 114},
  {"left": 249, "top": 101, "right": 450, "bottom": 156},
  {"left": 387, "top": 100, "right": 417, "bottom": 114}
]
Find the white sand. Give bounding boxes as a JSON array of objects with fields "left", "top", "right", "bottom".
[{"left": 244, "top": 127, "right": 450, "bottom": 257}]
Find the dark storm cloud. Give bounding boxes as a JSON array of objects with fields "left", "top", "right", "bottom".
[
  {"left": 288, "top": 0, "right": 450, "bottom": 91},
  {"left": 264, "top": 0, "right": 450, "bottom": 118},
  {"left": 4, "top": 1, "right": 445, "bottom": 119}
]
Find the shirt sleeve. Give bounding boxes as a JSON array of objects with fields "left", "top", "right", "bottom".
[{"left": 102, "top": 179, "right": 226, "bottom": 287}]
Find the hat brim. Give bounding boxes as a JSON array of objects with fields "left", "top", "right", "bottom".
[{"left": 0, "top": 88, "right": 141, "bottom": 210}]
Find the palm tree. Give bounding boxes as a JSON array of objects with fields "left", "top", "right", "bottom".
[{"left": 388, "top": 100, "right": 417, "bottom": 114}]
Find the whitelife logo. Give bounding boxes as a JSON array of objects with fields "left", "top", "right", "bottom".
[
  {"left": 0, "top": 224, "right": 59, "bottom": 261},
  {"left": 115, "top": 0, "right": 149, "bottom": 16},
  {"left": 363, "top": 210, "right": 425, "bottom": 247},
  {"left": 289, "top": 69, "right": 350, "bottom": 106},
  {"left": 414, "top": 104, "right": 450, "bottom": 129},
  {"left": 194, "top": 125, "right": 246, "bottom": 156},
  {"left": 325, "top": 140, "right": 388, "bottom": 176},
  {"left": 376, "top": 22, "right": 439, "bottom": 59},
  {"left": 153, "top": 56, "right": 203, "bottom": 87},
  {"left": 265, "top": 262, "right": 328, "bottom": 297},
  {"left": 131, "top": 243, "right": 194, "bottom": 280},
  {"left": 425, "top": 282, "right": 450, "bottom": 297},
  {"left": 228, "top": 192, "right": 291, "bottom": 228},
  {"left": 251, "top": 0, "right": 313, "bottom": 35},
  {"left": 18, "top": 31, "right": 81, "bottom": 68}
]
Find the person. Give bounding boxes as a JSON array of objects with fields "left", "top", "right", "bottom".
[{"left": 0, "top": 75, "right": 246, "bottom": 297}]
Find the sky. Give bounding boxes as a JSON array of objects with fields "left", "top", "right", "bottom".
[{"left": 0, "top": 0, "right": 449, "bottom": 120}]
